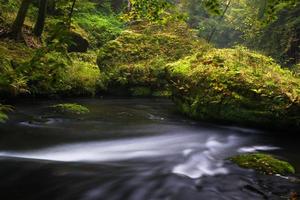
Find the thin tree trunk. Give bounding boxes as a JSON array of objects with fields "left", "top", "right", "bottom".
[
  {"left": 10, "top": 0, "right": 33, "bottom": 40},
  {"left": 68, "top": 0, "right": 77, "bottom": 28},
  {"left": 33, "top": 0, "right": 48, "bottom": 37},
  {"left": 127, "top": 0, "right": 131, "bottom": 12},
  {"left": 207, "top": 0, "right": 231, "bottom": 43}
]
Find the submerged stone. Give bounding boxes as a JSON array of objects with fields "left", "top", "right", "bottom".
[
  {"left": 230, "top": 153, "right": 295, "bottom": 175},
  {"left": 49, "top": 103, "right": 90, "bottom": 115}
]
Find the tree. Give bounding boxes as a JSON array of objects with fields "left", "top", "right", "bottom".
[
  {"left": 68, "top": 0, "right": 77, "bottom": 28},
  {"left": 33, "top": 0, "right": 48, "bottom": 37},
  {"left": 122, "top": 0, "right": 173, "bottom": 22},
  {"left": 10, "top": 0, "right": 33, "bottom": 40},
  {"left": 207, "top": 0, "right": 231, "bottom": 43}
]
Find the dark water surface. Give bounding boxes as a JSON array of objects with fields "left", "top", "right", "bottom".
[{"left": 0, "top": 98, "right": 299, "bottom": 200}]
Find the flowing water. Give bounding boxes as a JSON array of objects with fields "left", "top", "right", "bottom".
[{"left": 0, "top": 98, "right": 299, "bottom": 200}]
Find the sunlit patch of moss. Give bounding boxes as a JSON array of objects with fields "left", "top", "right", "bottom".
[
  {"left": 49, "top": 103, "right": 90, "bottom": 115},
  {"left": 66, "top": 52, "right": 101, "bottom": 95},
  {"left": 230, "top": 153, "right": 295, "bottom": 175},
  {"left": 168, "top": 46, "right": 300, "bottom": 128}
]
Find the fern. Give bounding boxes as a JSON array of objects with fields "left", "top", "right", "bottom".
[{"left": 0, "top": 104, "right": 14, "bottom": 123}]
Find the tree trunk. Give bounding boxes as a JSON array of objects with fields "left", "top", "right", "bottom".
[
  {"left": 68, "top": 0, "right": 77, "bottom": 28},
  {"left": 10, "top": 0, "right": 33, "bottom": 40},
  {"left": 33, "top": 0, "right": 48, "bottom": 37},
  {"left": 127, "top": 0, "right": 131, "bottom": 12}
]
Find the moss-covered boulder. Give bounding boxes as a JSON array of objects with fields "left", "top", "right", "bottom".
[
  {"left": 230, "top": 153, "right": 295, "bottom": 175},
  {"left": 49, "top": 103, "right": 90, "bottom": 115},
  {"left": 67, "top": 31, "right": 89, "bottom": 53},
  {"left": 97, "top": 21, "right": 209, "bottom": 96},
  {"left": 168, "top": 46, "right": 300, "bottom": 129}
]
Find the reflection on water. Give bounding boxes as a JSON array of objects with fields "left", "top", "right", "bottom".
[{"left": 0, "top": 98, "right": 299, "bottom": 200}]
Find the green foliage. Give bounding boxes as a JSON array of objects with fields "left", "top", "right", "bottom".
[
  {"left": 73, "top": 13, "right": 123, "bottom": 48},
  {"left": 0, "top": 39, "right": 99, "bottom": 97},
  {"left": 49, "top": 103, "right": 90, "bottom": 115},
  {"left": 122, "top": 0, "right": 174, "bottom": 22},
  {"left": 202, "top": 0, "right": 222, "bottom": 15},
  {"left": 44, "top": 0, "right": 123, "bottom": 49},
  {"left": 252, "top": 3, "right": 300, "bottom": 66},
  {"left": 65, "top": 52, "right": 101, "bottom": 95},
  {"left": 291, "top": 63, "right": 300, "bottom": 77},
  {"left": 230, "top": 153, "right": 295, "bottom": 175},
  {"left": 183, "top": 0, "right": 299, "bottom": 65},
  {"left": 0, "top": 41, "right": 32, "bottom": 96},
  {"left": 19, "top": 48, "right": 100, "bottom": 96},
  {"left": 20, "top": 44, "right": 71, "bottom": 95},
  {"left": 168, "top": 46, "right": 300, "bottom": 128},
  {"left": 0, "top": 103, "right": 13, "bottom": 123}
]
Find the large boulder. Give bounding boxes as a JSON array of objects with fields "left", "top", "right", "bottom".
[
  {"left": 168, "top": 46, "right": 300, "bottom": 129},
  {"left": 68, "top": 31, "right": 89, "bottom": 53},
  {"left": 97, "top": 21, "right": 208, "bottom": 96}
]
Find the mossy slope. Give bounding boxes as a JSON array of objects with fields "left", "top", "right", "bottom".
[
  {"left": 168, "top": 46, "right": 300, "bottom": 128},
  {"left": 0, "top": 1, "right": 122, "bottom": 97},
  {"left": 97, "top": 21, "right": 209, "bottom": 96}
]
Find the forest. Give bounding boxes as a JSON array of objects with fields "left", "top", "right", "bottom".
[{"left": 0, "top": 0, "right": 300, "bottom": 199}]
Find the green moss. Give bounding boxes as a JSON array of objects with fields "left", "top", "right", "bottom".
[
  {"left": 168, "top": 46, "right": 300, "bottom": 128},
  {"left": 49, "top": 103, "right": 90, "bottom": 115},
  {"left": 65, "top": 52, "right": 101, "bottom": 95},
  {"left": 230, "top": 153, "right": 295, "bottom": 175}
]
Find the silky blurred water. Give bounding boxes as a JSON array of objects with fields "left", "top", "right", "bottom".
[{"left": 0, "top": 98, "right": 299, "bottom": 200}]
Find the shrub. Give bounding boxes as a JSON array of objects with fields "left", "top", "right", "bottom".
[{"left": 0, "top": 104, "right": 13, "bottom": 123}]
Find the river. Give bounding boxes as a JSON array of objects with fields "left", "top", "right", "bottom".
[{"left": 0, "top": 98, "right": 299, "bottom": 199}]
